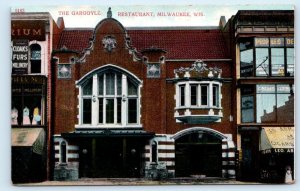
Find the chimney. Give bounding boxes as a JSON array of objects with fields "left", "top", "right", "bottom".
[{"left": 219, "top": 16, "right": 226, "bottom": 28}]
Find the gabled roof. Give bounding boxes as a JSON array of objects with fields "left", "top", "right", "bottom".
[{"left": 57, "top": 27, "right": 229, "bottom": 59}]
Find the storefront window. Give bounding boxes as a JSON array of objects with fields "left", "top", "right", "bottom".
[
  {"left": 286, "top": 48, "right": 294, "bottom": 76},
  {"left": 241, "top": 84, "right": 294, "bottom": 123},
  {"left": 240, "top": 37, "right": 294, "bottom": 77},
  {"left": 241, "top": 86, "right": 254, "bottom": 123},
  {"left": 271, "top": 48, "right": 285, "bottom": 76},
  {"left": 255, "top": 48, "right": 269, "bottom": 76},
  {"left": 11, "top": 85, "right": 45, "bottom": 126},
  {"left": 240, "top": 40, "right": 254, "bottom": 77}
]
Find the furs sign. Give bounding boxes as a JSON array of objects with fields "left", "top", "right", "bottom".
[
  {"left": 12, "top": 39, "right": 29, "bottom": 74},
  {"left": 11, "top": 20, "right": 46, "bottom": 41}
]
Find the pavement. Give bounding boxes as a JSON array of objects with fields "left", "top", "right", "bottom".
[{"left": 17, "top": 177, "right": 262, "bottom": 186}]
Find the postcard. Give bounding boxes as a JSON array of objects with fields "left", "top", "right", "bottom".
[{"left": 10, "top": 4, "right": 294, "bottom": 185}]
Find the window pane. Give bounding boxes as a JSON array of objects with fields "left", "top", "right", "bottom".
[
  {"left": 61, "top": 142, "right": 67, "bottom": 163},
  {"left": 256, "top": 48, "right": 269, "bottom": 76},
  {"left": 128, "top": 79, "right": 137, "bottom": 96},
  {"left": 83, "top": 99, "right": 92, "bottom": 124},
  {"left": 287, "top": 48, "right": 294, "bottom": 76},
  {"left": 106, "top": 99, "right": 114, "bottom": 123},
  {"left": 241, "top": 96, "right": 254, "bottom": 123},
  {"left": 98, "top": 74, "right": 103, "bottom": 95},
  {"left": 117, "top": 74, "right": 122, "bottom": 95},
  {"left": 151, "top": 142, "right": 157, "bottom": 163},
  {"left": 128, "top": 99, "right": 137, "bottom": 123},
  {"left": 98, "top": 98, "right": 103, "bottom": 123},
  {"left": 201, "top": 85, "right": 208, "bottom": 106},
  {"left": 213, "top": 85, "right": 219, "bottom": 107},
  {"left": 23, "top": 96, "right": 42, "bottom": 125},
  {"left": 117, "top": 98, "right": 121, "bottom": 123},
  {"left": 11, "top": 96, "right": 22, "bottom": 125},
  {"left": 271, "top": 48, "right": 284, "bottom": 76},
  {"left": 106, "top": 73, "right": 115, "bottom": 95},
  {"left": 190, "top": 85, "right": 197, "bottom": 106},
  {"left": 240, "top": 41, "right": 254, "bottom": 77},
  {"left": 256, "top": 94, "right": 276, "bottom": 123},
  {"left": 31, "top": 60, "right": 41, "bottom": 73},
  {"left": 179, "top": 85, "right": 185, "bottom": 106},
  {"left": 83, "top": 78, "right": 92, "bottom": 95}
]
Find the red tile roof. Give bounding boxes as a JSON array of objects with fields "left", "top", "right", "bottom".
[
  {"left": 58, "top": 29, "right": 93, "bottom": 52},
  {"left": 57, "top": 28, "right": 228, "bottom": 59}
]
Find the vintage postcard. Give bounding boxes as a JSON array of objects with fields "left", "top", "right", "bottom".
[{"left": 10, "top": 4, "right": 294, "bottom": 185}]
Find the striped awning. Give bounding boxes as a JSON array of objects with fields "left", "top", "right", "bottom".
[
  {"left": 260, "top": 127, "right": 294, "bottom": 154},
  {"left": 11, "top": 128, "right": 45, "bottom": 155}
]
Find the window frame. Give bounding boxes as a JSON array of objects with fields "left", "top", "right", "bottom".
[
  {"left": 77, "top": 69, "right": 141, "bottom": 128},
  {"left": 176, "top": 81, "right": 221, "bottom": 109},
  {"left": 240, "top": 84, "right": 294, "bottom": 124},
  {"left": 239, "top": 37, "right": 294, "bottom": 77}
]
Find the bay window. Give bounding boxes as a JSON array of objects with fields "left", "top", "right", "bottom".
[
  {"left": 78, "top": 68, "right": 141, "bottom": 127},
  {"left": 176, "top": 81, "right": 221, "bottom": 109}
]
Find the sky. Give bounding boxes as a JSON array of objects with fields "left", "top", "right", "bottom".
[{"left": 1, "top": 0, "right": 299, "bottom": 191}]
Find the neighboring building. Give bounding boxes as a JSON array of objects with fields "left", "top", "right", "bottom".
[
  {"left": 51, "top": 9, "right": 236, "bottom": 180},
  {"left": 11, "top": 12, "right": 62, "bottom": 183},
  {"left": 224, "top": 10, "right": 294, "bottom": 182}
]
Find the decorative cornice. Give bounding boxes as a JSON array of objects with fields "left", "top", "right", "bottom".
[{"left": 174, "top": 60, "right": 222, "bottom": 78}]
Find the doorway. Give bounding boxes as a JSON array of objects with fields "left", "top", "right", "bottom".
[
  {"left": 79, "top": 137, "right": 142, "bottom": 178},
  {"left": 175, "top": 131, "right": 222, "bottom": 177}
]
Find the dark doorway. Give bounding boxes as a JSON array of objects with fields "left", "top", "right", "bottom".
[
  {"left": 79, "top": 137, "right": 142, "bottom": 178},
  {"left": 175, "top": 131, "right": 222, "bottom": 177},
  {"left": 240, "top": 130, "right": 260, "bottom": 181}
]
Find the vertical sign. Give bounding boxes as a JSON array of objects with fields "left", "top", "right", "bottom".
[{"left": 12, "top": 39, "right": 29, "bottom": 74}]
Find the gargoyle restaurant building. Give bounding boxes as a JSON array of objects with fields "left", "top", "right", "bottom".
[{"left": 51, "top": 9, "right": 236, "bottom": 180}]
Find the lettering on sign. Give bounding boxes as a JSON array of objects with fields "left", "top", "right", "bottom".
[
  {"left": 270, "top": 38, "right": 284, "bottom": 47},
  {"left": 255, "top": 38, "right": 269, "bottom": 47},
  {"left": 11, "top": 20, "right": 46, "bottom": 41},
  {"left": 286, "top": 37, "right": 294, "bottom": 47},
  {"left": 12, "top": 39, "right": 28, "bottom": 74}
]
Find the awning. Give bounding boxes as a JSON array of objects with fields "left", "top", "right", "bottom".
[
  {"left": 62, "top": 129, "right": 154, "bottom": 138},
  {"left": 12, "top": 128, "right": 45, "bottom": 155},
  {"left": 260, "top": 127, "right": 294, "bottom": 154}
]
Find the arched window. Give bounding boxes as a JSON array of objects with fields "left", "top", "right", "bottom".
[
  {"left": 151, "top": 141, "right": 157, "bottom": 163},
  {"left": 60, "top": 141, "right": 67, "bottom": 163},
  {"left": 79, "top": 67, "right": 141, "bottom": 127},
  {"left": 30, "top": 44, "right": 41, "bottom": 73}
]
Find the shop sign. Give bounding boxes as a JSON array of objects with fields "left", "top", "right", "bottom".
[
  {"left": 12, "top": 39, "right": 28, "bottom": 74},
  {"left": 255, "top": 38, "right": 269, "bottom": 47},
  {"left": 270, "top": 38, "right": 284, "bottom": 47},
  {"left": 11, "top": 20, "right": 46, "bottom": 41},
  {"left": 255, "top": 37, "right": 290, "bottom": 47},
  {"left": 12, "top": 75, "right": 47, "bottom": 85},
  {"left": 262, "top": 148, "right": 294, "bottom": 154},
  {"left": 285, "top": 37, "right": 294, "bottom": 47}
]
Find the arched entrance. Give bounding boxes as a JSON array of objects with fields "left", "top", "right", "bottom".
[{"left": 172, "top": 127, "right": 226, "bottom": 178}]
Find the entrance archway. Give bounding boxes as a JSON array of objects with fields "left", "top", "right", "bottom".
[{"left": 172, "top": 127, "right": 226, "bottom": 178}]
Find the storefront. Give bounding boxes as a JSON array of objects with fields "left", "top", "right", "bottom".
[
  {"left": 259, "top": 127, "right": 294, "bottom": 183},
  {"left": 11, "top": 128, "right": 45, "bottom": 183},
  {"left": 61, "top": 130, "right": 154, "bottom": 178}
]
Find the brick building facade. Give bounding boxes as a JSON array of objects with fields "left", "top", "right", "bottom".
[{"left": 51, "top": 10, "right": 236, "bottom": 180}]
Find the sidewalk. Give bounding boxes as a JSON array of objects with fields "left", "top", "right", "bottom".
[{"left": 17, "top": 178, "right": 262, "bottom": 186}]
